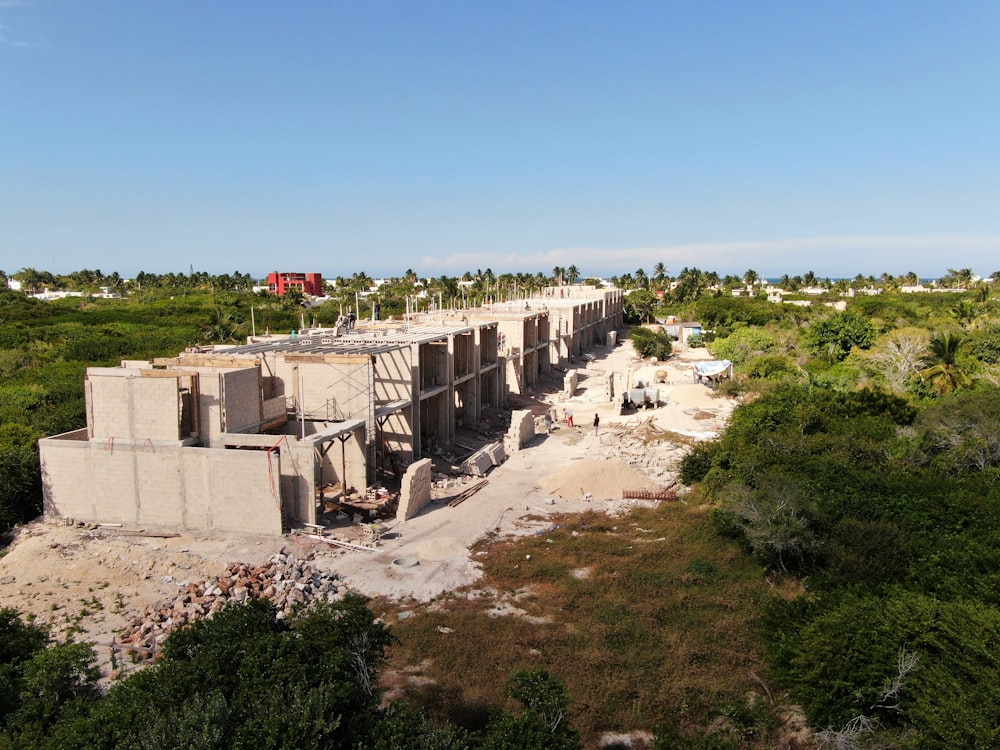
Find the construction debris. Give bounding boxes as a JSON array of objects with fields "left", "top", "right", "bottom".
[
  {"left": 116, "top": 552, "right": 341, "bottom": 663},
  {"left": 593, "top": 417, "right": 682, "bottom": 480}
]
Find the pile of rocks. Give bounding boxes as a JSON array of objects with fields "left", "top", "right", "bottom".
[{"left": 117, "top": 552, "right": 341, "bottom": 658}]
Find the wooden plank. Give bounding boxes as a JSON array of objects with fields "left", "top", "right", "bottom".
[
  {"left": 154, "top": 355, "right": 259, "bottom": 369},
  {"left": 282, "top": 353, "right": 371, "bottom": 365},
  {"left": 448, "top": 479, "right": 488, "bottom": 507}
]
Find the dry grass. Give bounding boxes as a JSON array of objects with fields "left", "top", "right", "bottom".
[{"left": 376, "top": 502, "right": 781, "bottom": 747}]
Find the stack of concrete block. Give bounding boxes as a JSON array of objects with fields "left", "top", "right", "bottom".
[
  {"left": 117, "top": 552, "right": 341, "bottom": 662},
  {"left": 460, "top": 441, "right": 507, "bottom": 476},
  {"left": 484, "top": 441, "right": 506, "bottom": 465},
  {"left": 396, "top": 458, "right": 432, "bottom": 521},
  {"left": 504, "top": 410, "right": 535, "bottom": 453},
  {"left": 602, "top": 371, "right": 614, "bottom": 403},
  {"left": 461, "top": 449, "right": 495, "bottom": 477},
  {"left": 563, "top": 370, "right": 578, "bottom": 398}
]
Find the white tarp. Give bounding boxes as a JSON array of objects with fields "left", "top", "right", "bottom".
[{"left": 692, "top": 360, "right": 733, "bottom": 379}]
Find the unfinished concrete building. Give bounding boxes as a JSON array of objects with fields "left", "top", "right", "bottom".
[
  {"left": 39, "top": 321, "right": 503, "bottom": 535},
  {"left": 429, "top": 285, "right": 623, "bottom": 395},
  {"left": 38, "top": 290, "right": 620, "bottom": 536},
  {"left": 539, "top": 285, "right": 625, "bottom": 362}
]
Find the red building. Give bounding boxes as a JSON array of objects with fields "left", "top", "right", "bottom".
[{"left": 267, "top": 272, "right": 324, "bottom": 297}]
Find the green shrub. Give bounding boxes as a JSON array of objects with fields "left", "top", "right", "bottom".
[
  {"left": 746, "top": 355, "right": 796, "bottom": 380},
  {"left": 628, "top": 327, "right": 673, "bottom": 360},
  {"left": 707, "top": 327, "right": 775, "bottom": 365},
  {"left": 679, "top": 441, "right": 719, "bottom": 485}
]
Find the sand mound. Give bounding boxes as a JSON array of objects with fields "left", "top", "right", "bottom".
[
  {"left": 411, "top": 537, "right": 469, "bottom": 561},
  {"left": 661, "top": 382, "right": 728, "bottom": 410},
  {"left": 539, "top": 458, "right": 661, "bottom": 500}
]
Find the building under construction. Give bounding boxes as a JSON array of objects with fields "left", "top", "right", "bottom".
[{"left": 38, "top": 286, "right": 622, "bottom": 535}]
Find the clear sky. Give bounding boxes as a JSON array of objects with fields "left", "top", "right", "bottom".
[{"left": 2, "top": 1, "right": 999, "bottom": 281}]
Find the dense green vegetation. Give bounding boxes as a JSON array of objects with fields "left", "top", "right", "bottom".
[
  {"left": 682, "top": 384, "right": 1000, "bottom": 747},
  {"left": 0, "top": 596, "right": 585, "bottom": 749}
]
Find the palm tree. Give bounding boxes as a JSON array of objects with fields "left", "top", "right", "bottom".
[
  {"left": 880, "top": 272, "right": 900, "bottom": 292},
  {"left": 951, "top": 300, "right": 978, "bottom": 330},
  {"left": 942, "top": 268, "right": 974, "bottom": 289},
  {"left": 919, "top": 332, "right": 972, "bottom": 395},
  {"left": 743, "top": 269, "right": 759, "bottom": 288},
  {"left": 566, "top": 265, "right": 579, "bottom": 285},
  {"left": 653, "top": 262, "right": 666, "bottom": 282},
  {"left": 202, "top": 307, "right": 240, "bottom": 343},
  {"left": 635, "top": 268, "right": 648, "bottom": 289}
]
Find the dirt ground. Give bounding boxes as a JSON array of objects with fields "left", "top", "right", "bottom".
[{"left": 0, "top": 337, "right": 736, "bottom": 674}]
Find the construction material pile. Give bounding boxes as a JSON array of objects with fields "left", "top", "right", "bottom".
[
  {"left": 597, "top": 417, "right": 681, "bottom": 480},
  {"left": 117, "top": 552, "right": 341, "bottom": 659},
  {"left": 539, "top": 458, "right": 659, "bottom": 501}
]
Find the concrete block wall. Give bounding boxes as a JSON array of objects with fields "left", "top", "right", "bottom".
[
  {"left": 39, "top": 436, "right": 94, "bottom": 518},
  {"left": 195, "top": 373, "right": 224, "bottom": 447},
  {"left": 132, "top": 378, "right": 183, "bottom": 441},
  {"left": 87, "top": 375, "right": 129, "bottom": 438},
  {"left": 201, "top": 449, "right": 284, "bottom": 534},
  {"left": 396, "top": 458, "right": 432, "bottom": 522},
  {"left": 220, "top": 367, "right": 262, "bottom": 432},
  {"left": 40, "top": 437, "right": 284, "bottom": 534},
  {"left": 504, "top": 410, "right": 535, "bottom": 453},
  {"left": 87, "top": 373, "right": 181, "bottom": 442}
]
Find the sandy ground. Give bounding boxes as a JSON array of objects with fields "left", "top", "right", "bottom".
[{"left": 0, "top": 337, "right": 736, "bottom": 670}]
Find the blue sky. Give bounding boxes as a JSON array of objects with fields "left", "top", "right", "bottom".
[{"left": 2, "top": 1, "right": 998, "bottom": 280}]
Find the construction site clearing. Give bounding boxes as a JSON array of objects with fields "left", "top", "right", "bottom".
[{"left": 0, "top": 336, "right": 737, "bottom": 677}]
